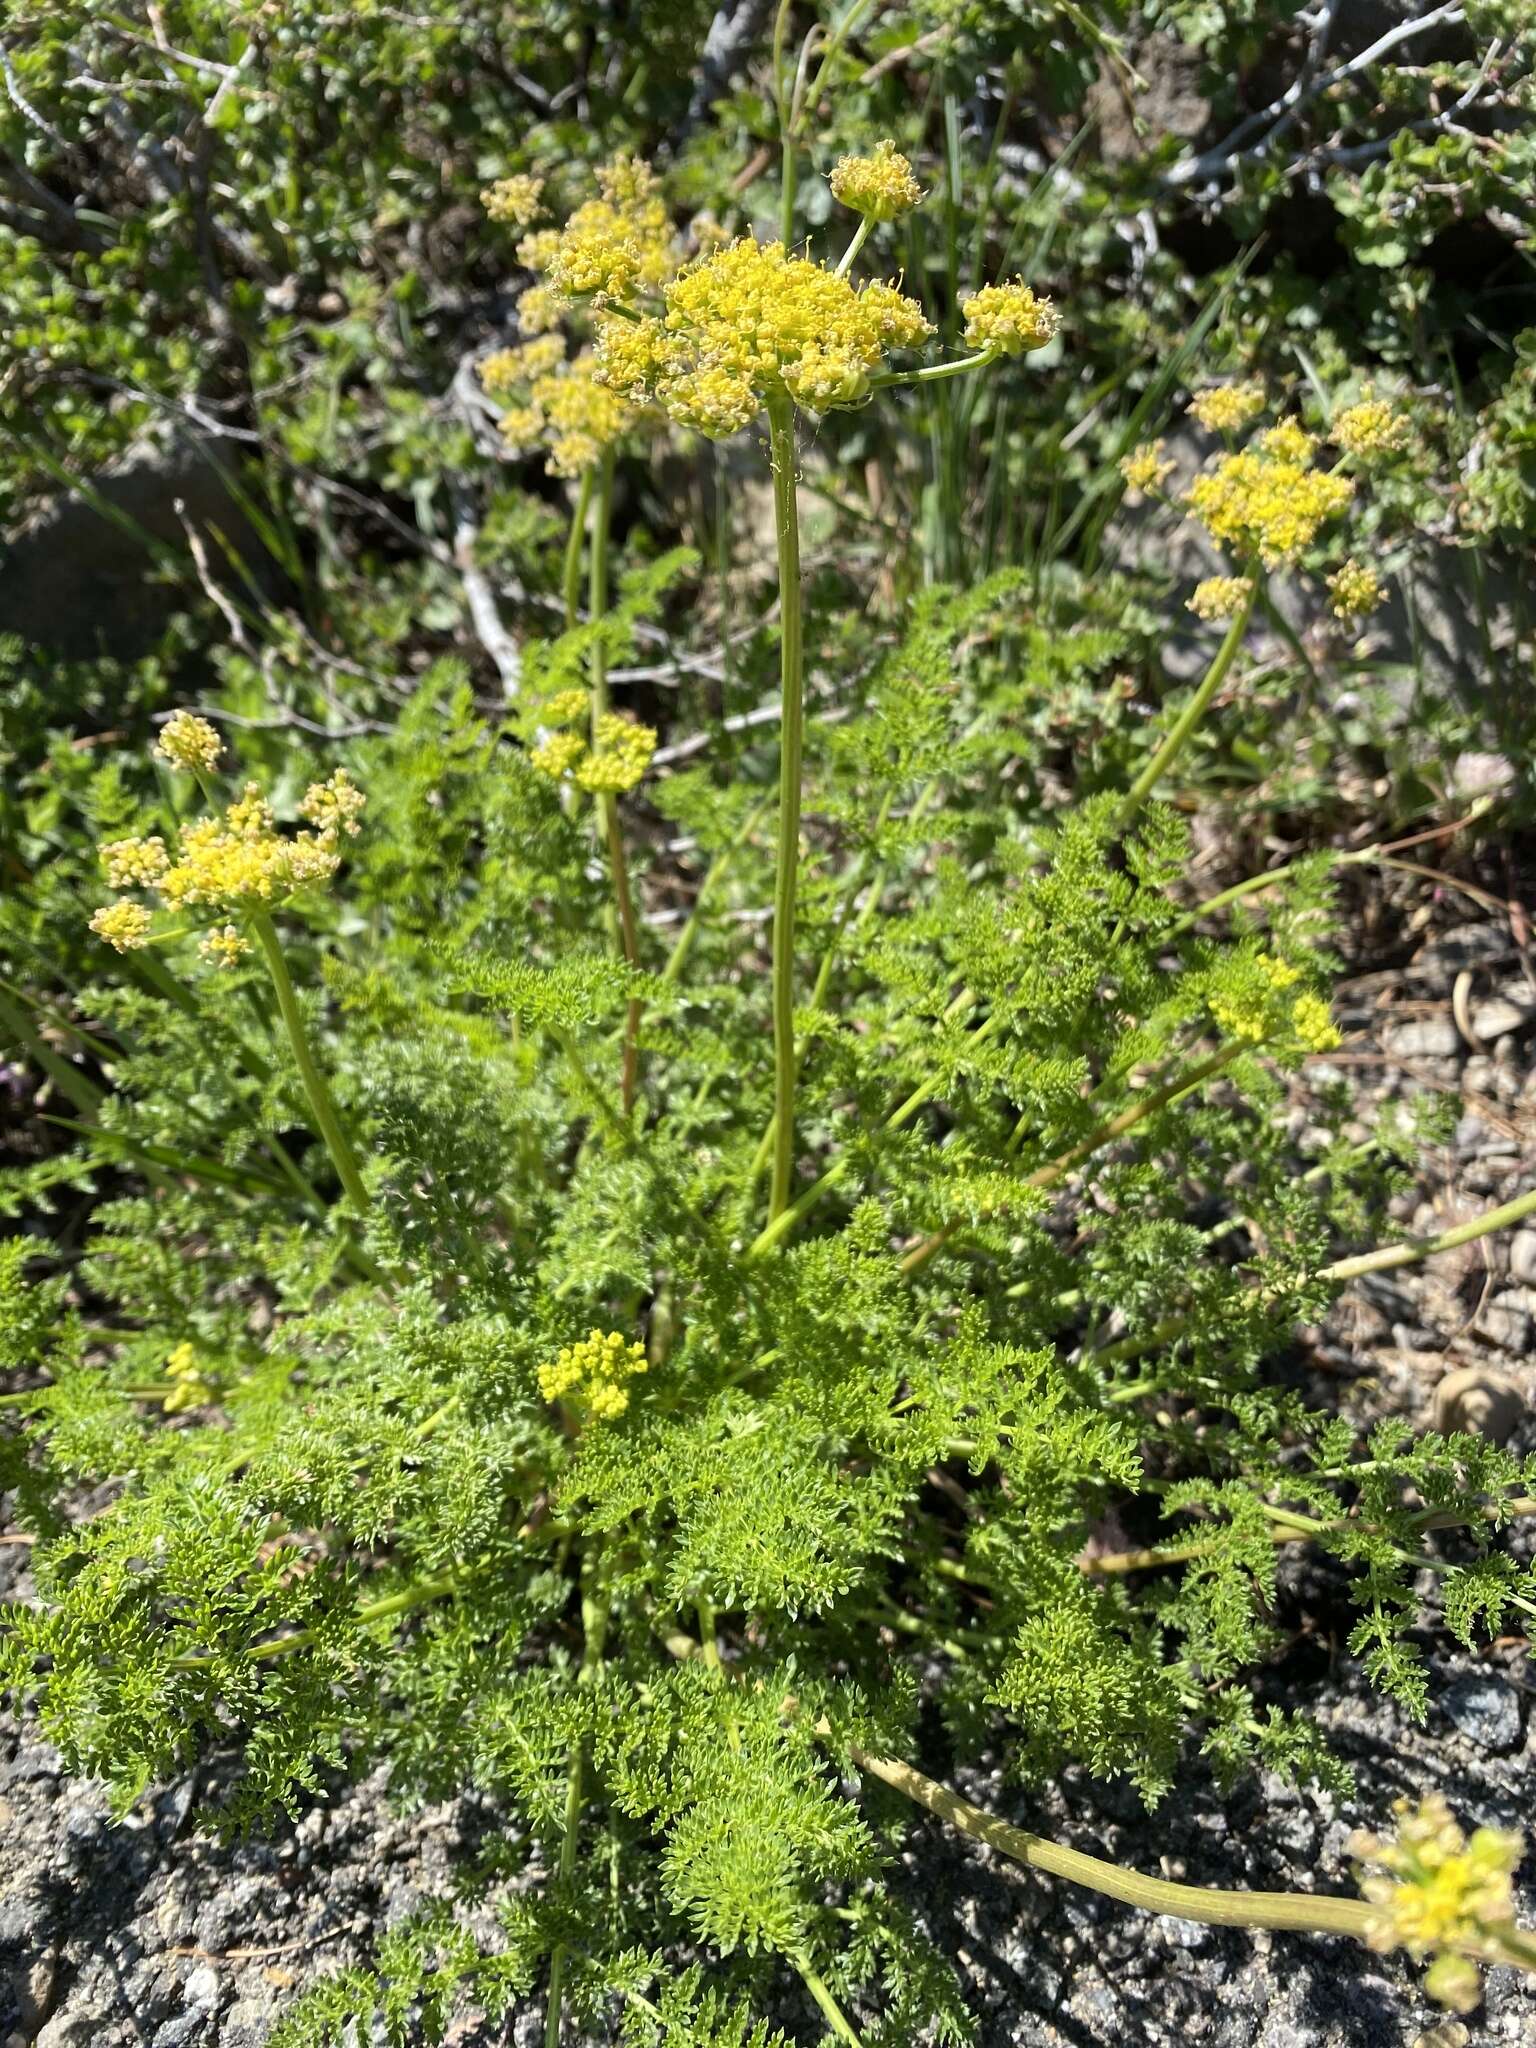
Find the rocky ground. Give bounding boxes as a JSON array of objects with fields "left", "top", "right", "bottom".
[{"left": 3, "top": 900, "right": 1535, "bottom": 2048}]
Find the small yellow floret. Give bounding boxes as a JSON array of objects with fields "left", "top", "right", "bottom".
[
  {"left": 1188, "top": 381, "right": 1266, "bottom": 433},
  {"left": 1333, "top": 386, "right": 1407, "bottom": 458},
  {"left": 537, "top": 1327, "right": 648, "bottom": 1421},
  {"left": 90, "top": 901, "right": 152, "bottom": 952},
  {"left": 1290, "top": 992, "right": 1340, "bottom": 1052},
  {"left": 574, "top": 715, "right": 657, "bottom": 794},
  {"left": 1187, "top": 576, "right": 1252, "bottom": 621},
  {"left": 960, "top": 279, "right": 1058, "bottom": 355},
  {"left": 482, "top": 173, "right": 545, "bottom": 228},
  {"left": 1119, "top": 440, "right": 1174, "bottom": 496},
  {"left": 1350, "top": 1794, "right": 1524, "bottom": 2013},
  {"left": 542, "top": 688, "right": 590, "bottom": 727},
  {"left": 829, "top": 139, "right": 923, "bottom": 221},
  {"left": 1187, "top": 447, "right": 1354, "bottom": 566},
  {"left": 225, "top": 782, "right": 275, "bottom": 840},
  {"left": 531, "top": 731, "right": 588, "bottom": 782},
  {"left": 533, "top": 154, "right": 674, "bottom": 304},
  {"left": 600, "top": 237, "right": 931, "bottom": 431},
  {"left": 1259, "top": 418, "right": 1315, "bottom": 464},
  {"left": 100, "top": 835, "right": 169, "bottom": 889},
  {"left": 1209, "top": 953, "right": 1300, "bottom": 1043},
  {"left": 515, "top": 284, "right": 564, "bottom": 336},
  {"left": 199, "top": 924, "right": 250, "bottom": 970},
  {"left": 1327, "top": 559, "right": 1384, "bottom": 618},
  {"left": 163, "top": 1339, "right": 214, "bottom": 1412},
  {"left": 300, "top": 768, "right": 367, "bottom": 840},
  {"left": 155, "top": 710, "right": 222, "bottom": 773}
]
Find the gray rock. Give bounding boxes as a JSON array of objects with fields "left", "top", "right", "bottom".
[
  {"left": 36, "top": 2015, "right": 109, "bottom": 2048},
  {"left": 1478, "top": 1292, "right": 1533, "bottom": 1353},
  {"left": 1441, "top": 1674, "right": 1522, "bottom": 1752},
  {"left": 1384, "top": 1016, "right": 1461, "bottom": 1060},
  {"left": 1509, "top": 1228, "right": 1536, "bottom": 1285},
  {"left": 1472, "top": 997, "right": 1532, "bottom": 1041},
  {"left": 1432, "top": 1367, "right": 1524, "bottom": 1444},
  {"left": 181, "top": 1963, "right": 224, "bottom": 2011}
]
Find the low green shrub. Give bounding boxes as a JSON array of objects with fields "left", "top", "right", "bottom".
[{"left": 4, "top": 115, "right": 1536, "bottom": 2048}]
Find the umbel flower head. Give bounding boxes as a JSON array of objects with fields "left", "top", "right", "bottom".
[
  {"left": 510, "top": 153, "right": 677, "bottom": 312},
  {"left": 1120, "top": 440, "right": 1175, "bottom": 496},
  {"left": 594, "top": 236, "right": 932, "bottom": 435},
  {"left": 1188, "top": 381, "right": 1266, "bottom": 433},
  {"left": 1187, "top": 440, "right": 1354, "bottom": 567},
  {"left": 481, "top": 172, "right": 544, "bottom": 228},
  {"left": 1187, "top": 576, "right": 1252, "bottom": 622},
  {"left": 829, "top": 139, "right": 923, "bottom": 221},
  {"left": 483, "top": 346, "right": 640, "bottom": 479},
  {"left": 538, "top": 1328, "right": 648, "bottom": 1421},
  {"left": 1333, "top": 384, "right": 1407, "bottom": 458},
  {"left": 1207, "top": 952, "right": 1339, "bottom": 1053},
  {"left": 1351, "top": 1793, "right": 1527, "bottom": 2013},
  {"left": 532, "top": 712, "right": 657, "bottom": 794},
  {"left": 960, "top": 279, "right": 1058, "bottom": 356},
  {"left": 89, "top": 734, "right": 366, "bottom": 967},
  {"left": 1328, "top": 559, "right": 1385, "bottom": 617}
]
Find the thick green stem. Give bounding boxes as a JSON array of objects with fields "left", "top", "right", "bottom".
[
  {"left": 765, "top": 388, "right": 806, "bottom": 1223},
  {"left": 249, "top": 912, "right": 369, "bottom": 1212},
  {"left": 587, "top": 451, "right": 642, "bottom": 1115},
  {"left": 562, "top": 469, "right": 595, "bottom": 632},
  {"left": 833, "top": 216, "right": 872, "bottom": 278},
  {"left": 1116, "top": 586, "right": 1255, "bottom": 828},
  {"left": 851, "top": 1747, "right": 1375, "bottom": 1939}
]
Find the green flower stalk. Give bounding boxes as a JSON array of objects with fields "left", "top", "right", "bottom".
[{"left": 765, "top": 386, "right": 806, "bottom": 1221}]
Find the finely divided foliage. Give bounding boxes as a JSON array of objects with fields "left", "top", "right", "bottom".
[{"left": 4, "top": 47, "right": 1536, "bottom": 2048}]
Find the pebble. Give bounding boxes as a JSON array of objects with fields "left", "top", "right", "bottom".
[
  {"left": 1384, "top": 1016, "right": 1461, "bottom": 1059},
  {"left": 1478, "top": 1292, "right": 1533, "bottom": 1353},
  {"left": 1441, "top": 1674, "right": 1522, "bottom": 1753},
  {"left": 1509, "top": 1228, "right": 1536, "bottom": 1285},
  {"left": 182, "top": 1963, "right": 223, "bottom": 2011},
  {"left": 1432, "top": 1366, "right": 1524, "bottom": 1444},
  {"left": 1471, "top": 997, "right": 1531, "bottom": 1041}
]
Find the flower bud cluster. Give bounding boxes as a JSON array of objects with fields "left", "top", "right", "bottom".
[
  {"left": 538, "top": 1328, "right": 648, "bottom": 1420},
  {"left": 1209, "top": 953, "right": 1339, "bottom": 1053},
  {"left": 829, "top": 140, "right": 923, "bottom": 221},
  {"left": 1351, "top": 1794, "right": 1525, "bottom": 2013},
  {"left": 532, "top": 711, "right": 657, "bottom": 794},
  {"left": 593, "top": 236, "right": 931, "bottom": 435}
]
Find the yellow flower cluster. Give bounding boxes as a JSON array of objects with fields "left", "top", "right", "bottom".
[
  {"left": 538, "top": 1327, "right": 648, "bottom": 1420},
  {"left": 532, "top": 154, "right": 675, "bottom": 305},
  {"left": 101, "top": 834, "right": 169, "bottom": 889},
  {"left": 1290, "top": 991, "right": 1340, "bottom": 1053},
  {"left": 1188, "top": 381, "right": 1266, "bottom": 433},
  {"left": 1187, "top": 444, "right": 1354, "bottom": 566},
  {"left": 1333, "top": 385, "right": 1407, "bottom": 458},
  {"left": 481, "top": 172, "right": 544, "bottom": 228},
  {"left": 163, "top": 1340, "right": 215, "bottom": 1414},
  {"left": 594, "top": 236, "right": 932, "bottom": 434},
  {"left": 481, "top": 336, "right": 567, "bottom": 394},
  {"left": 1210, "top": 957, "right": 1340, "bottom": 1053},
  {"left": 1210, "top": 953, "right": 1300, "bottom": 1043},
  {"left": 199, "top": 924, "right": 250, "bottom": 968},
  {"left": 1351, "top": 1794, "right": 1525, "bottom": 2013},
  {"left": 960, "top": 279, "right": 1058, "bottom": 356},
  {"left": 1120, "top": 440, "right": 1175, "bottom": 496},
  {"left": 829, "top": 139, "right": 923, "bottom": 221},
  {"left": 488, "top": 348, "right": 638, "bottom": 478},
  {"left": 299, "top": 768, "right": 367, "bottom": 839},
  {"left": 1327, "top": 559, "right": 1384, "bottom": 617},
  {"left": 161, "top": 795, "right": 343, "bottom": 910},
  {"left": 89, "top": 901, "right": 153, "bottom": 953},
  {"left": 1187, "top": 576, "right": 1251, "bottom": 621},
  {"left": 531, "top": 714, "right": 657, "bottom": 794},
  {"left": 1258, "top": 418, "right": 1315, "bottom": 464},
  {"left": 154, "top": 710, "right": 222, "bottom": 773},
  {"left": 90, "top": 751, "right": 365, "bottom": 964},
  {"left": 542, "top": 687, "right": 591, "bottom": 726}
]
